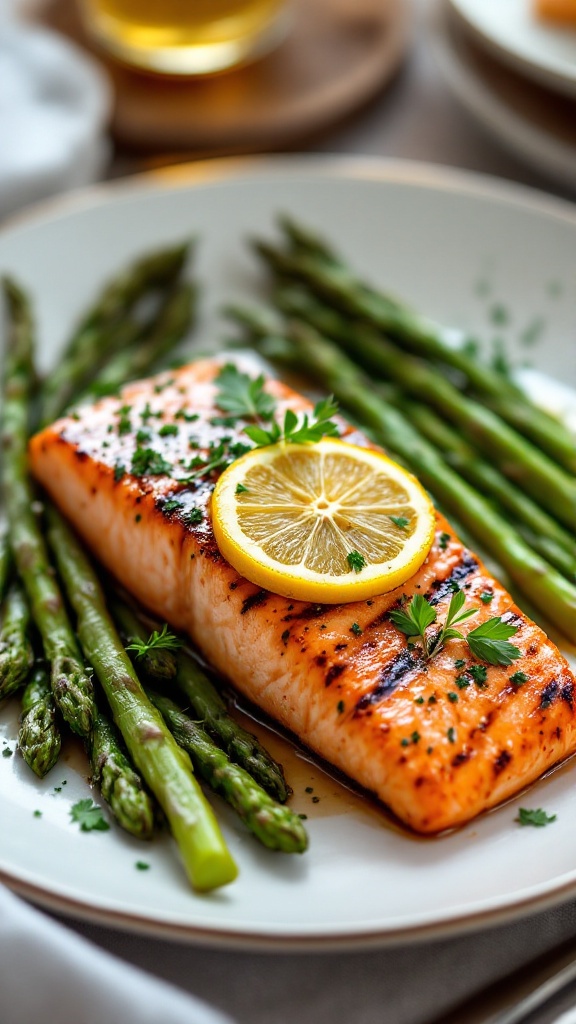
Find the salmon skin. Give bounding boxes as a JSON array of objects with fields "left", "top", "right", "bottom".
[{"left": 30, "top": 359, "right": 576, "bottom": 834}]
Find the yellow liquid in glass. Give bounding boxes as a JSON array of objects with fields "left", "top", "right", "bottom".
[{"left": 81, "top": 0, "right": 288, "bottom": 74}]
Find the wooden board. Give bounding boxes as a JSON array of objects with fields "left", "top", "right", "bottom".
[{"left": 41, "top": 0, "right": 411, "bottom": 153}]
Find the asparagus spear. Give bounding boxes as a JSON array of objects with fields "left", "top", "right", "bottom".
[
  {"left": 149, "top": 690, "right": 307, "bottom": 853},
  {"left": 256, "top": 237, "right": 576, "bottom": 473},
  {"left": 0, "top": 519, "right": 11, "bottom": 602},
  {"left": 45, "top": 504, "right": 237, "bottom": 891},
  {"left": 40, "top": 242, "right": 190, "bottom": 425},
  {"left": 110, "top": 596, "right": 291, "bottom": 801},
  {"left": 110, "top": 597, "right": 178, "bottom": 683},
  {"left": 270, "top": 287, "right": 576, "bottom": 530},
  {"left": 18, "top": 666, "right": 61, "bottom": 778},
  {"left": 88, "top": 710, "right": 156, "bottom": 840},
  {"left": 82, "top": 280, "right": 197, "bottom": 402},
  {"left": 174, "top": 648, "right": 290, "bottom": 803},
  {"left": 241, "top": 315, "right": 576, "bottom": 640},
  {"left": 1, "top": 277, "right": 95, "bottom": 736},
  {"left": 0, "top": 582, "right": 34, "bottom": 700}
]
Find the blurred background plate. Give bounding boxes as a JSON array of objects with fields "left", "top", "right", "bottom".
[
  {"left": 449, "top": 0, "right": 576, "bottom": 99},
  {"left": 40, "top": 0, "right": 411, "bottom": 155},
  {"left": 431, "top": 0, "right": 576, "bottom": 192}
]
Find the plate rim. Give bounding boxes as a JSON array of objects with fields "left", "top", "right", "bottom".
[
  {"left": 448, "top": 0, "right": 576, "bottom": 99},
  {"left": 2, "top": 152, "right": 576, "bottom": 950}
]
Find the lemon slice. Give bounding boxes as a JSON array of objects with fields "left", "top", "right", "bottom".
[{"left": 211, "top": 438, "right": 436, "bottom": 603}]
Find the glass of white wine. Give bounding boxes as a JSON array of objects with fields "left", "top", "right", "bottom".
[{"left": 79, "top": 0, "right": 291, "bottom": 75}]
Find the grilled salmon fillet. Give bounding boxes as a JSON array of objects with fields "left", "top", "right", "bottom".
[{"left": 29, "top": 359, "right": 576, "bottom": 833}]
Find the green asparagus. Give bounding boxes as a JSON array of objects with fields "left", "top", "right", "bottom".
[
  {"left": 270, "top": 287, "right": 576, "bottom": 530},
  {"left": 1, "top": 277, "right": 95, "bottom": 735},
  {"left": 110, "top": 597, "right": 178, "bottom": 683},
  {"left": 0, "top": 582, "right": 34, "bottom": 700},
  {"left": 88, "top": 710, "right": 156, "bottom": 839},
  {"left": 174, "top": 648, "right": 290, "bottom": 803},
  {"left": 149, "top": 690, "right": 307, "bottom": 853},
  {"left": 46, "top": 503, "right": 237, "bottom": 891},
  {"left": 0, "top": 519, "right": 11, "bottom": 602},
  {"left": 82, "top": 280, "right": 197, "bottom": 401},
  {"left": 40, "top": 242, "right": 190, "bottom": 425},
  {"left": 241, "top": 315, "right": 576, "bottom": 640},
  {"left": 18, "top": 666, "right": 61, "bottom": 778},
  {"left": 256, "top": 235, "right": 576, "bottom": 473}
]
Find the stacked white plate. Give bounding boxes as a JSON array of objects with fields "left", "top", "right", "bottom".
[{"left": 430, "top": 0, "right": 576, "bottom": 191}]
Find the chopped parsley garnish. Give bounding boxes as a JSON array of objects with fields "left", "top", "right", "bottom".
[
  {"left": 70, "top": 798, "right": 110, "bottom": 832},
  {"left": 175, "top": 409, "right": 199, "bottom": 422},
  {"left": 118, "top": 414, "right": 131, "bottom": 436},
  {"left": 236, "top": 482, "right": 249, "bottom": 494},
  {"left": 134, "top": 514, "right": 141, "bottom": 523},
  {"left": 182, "top": 507, "right": 203, "bottom": 525},
  {"left": 389, "top": 515, "right": 410, "bottom": 530},
  {"left": 126, "top": 623, "right": 181, "bottom": 659},
  {"left": 510, "top": 671, "right": 529, "bottom": 686},
  {"left": 480, "top": 591, "right": 494, "bottom": 605},
  {"left": 162, "top": 499, "right": 183, "bottom": 513},
  {"left": 347, "top": 550, "right": 366, "bottom": 573},
  {"left": 468, "top": 664, "right": 488, "bottom": 687},
  {"left": 438, "top": 532, "right": 451, "bottom": 551},
  {"left": 158, "top": 423, "right": 179, "bottom": 437},
  {"left": 517, "top": 807, "right": 556, "bottom": 828},
  {"left": 130, "top": 447, "right": 172, "bottom": 478},
  {"left": 135, "top": 861, "right": 150, "bottom": 871},
  {"left": 455, "top": 675, "right": 470, "bottom": 689},
  {"left": 33, "top": 810, "right": 42, "bottom": 818},
  {"left": 336, "top": 700, "right": 345, "bottom": 714},
  {"left": 113, "top": 462, "right": 125, "bottom": 482},
  {"left": 350, "top": 622, "right": 363, "bottom": 637},
  {"left": 401, "top": 732, "right": 420, "bottom": 747},
  {"left": 281, "top": 629, "right": 290, "bottom": 645},
  {"left": 2, "top": 747, "right": 12, "bottom": 757},
  {"left": 136, "top": 428, "right": 152, "bottom": 445},
  {"left": 447, "top": 727, "right": 456, "bottom": 744},
  {"left": 447, "top": 691, "right": 458, "bottom": 703},
  {"left": 414, "top": 696, "right": 425, "bottom": 705},
  {"left": 454, "top": 659, "right": 466, "bottom": 670}
]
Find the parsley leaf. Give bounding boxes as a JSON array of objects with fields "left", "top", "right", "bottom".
[
  {"left": 126, "top": 623, "right": 182, "bottom": 659},
  {"left": 130, "top": 447, "right": 172, "bottom": 478},
  {"left": 391, "top": 590, "right": 477, "bottom": 659},
  {"left": 517, "top": 807, "right": 556, "bottom": 827},
  {"left": 390, "top": 594, "right": 437, "bottom": 643},
  {"left": 70, "top": 798, "right": 110, "bottom": 832},
  {"left": 244, "top": 396, "right": 340, "bottom": 448},
  {"left": 466, "top": 617, "right": 521, "bottom": 666},
  {"left": 215, "top": 364, "right": 276, "bottom": 422}
]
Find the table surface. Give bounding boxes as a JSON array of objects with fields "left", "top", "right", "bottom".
[{"left": 22, "top": 2, "right": 576, "bottom": 1022}]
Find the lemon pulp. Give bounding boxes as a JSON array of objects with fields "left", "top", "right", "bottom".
[{"left": 211, "top": 438, "right": 436, "bottom": 603}]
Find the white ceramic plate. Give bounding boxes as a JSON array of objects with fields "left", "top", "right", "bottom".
[
  {"left": 1, "top": 157, "right": 576, "bottom": 950},
  {"left": 449, "top": 0, "right": 576, "bottom": 98},
  {"left": 431, "top": 0, "right": 576, "bottom": 193}
]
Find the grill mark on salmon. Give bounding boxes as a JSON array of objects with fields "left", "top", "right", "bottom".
[
  {"left": 355, "top": 648, "right": 421, "bottom": 711},
  {"left": 426, "top": 552, "right": 478, "bottom": 605},
  {"left": 29, "top": 358, "right": 576, "bottom": 834}
]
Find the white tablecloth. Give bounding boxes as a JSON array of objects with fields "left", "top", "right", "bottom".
[{"left": 5, "top": 2, "right": 576, "bottom": 1022}]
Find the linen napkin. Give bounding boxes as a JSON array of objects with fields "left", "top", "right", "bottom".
[
  {"left": 0, "top": 13, "right": 111, "bottom": 220},
  {"left": 0, "top": 883, "right": 235, "bottom": 1024}
]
